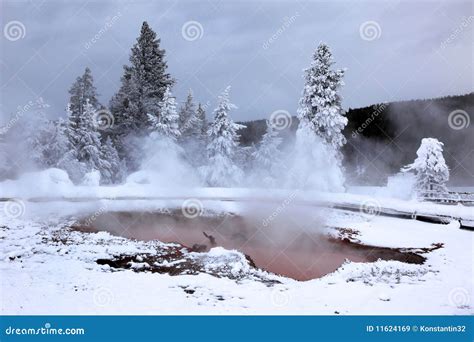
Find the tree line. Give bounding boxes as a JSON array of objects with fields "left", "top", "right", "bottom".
[{"left": 0, "top": 21, "right": 458, "bottom": 196}]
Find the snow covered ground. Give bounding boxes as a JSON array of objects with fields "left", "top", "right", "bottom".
[{"left": 1, "top": 185, "right": 472, "bottom": 315}]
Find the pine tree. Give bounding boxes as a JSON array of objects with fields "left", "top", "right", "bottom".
[
  {"left": 109, "top": 21, "right": 174, "bottom": 171},
  {"left": 178, "top": 90, "right": 197, "bottom": 139},
  {"left": 77, "top": 100, "right": 105, "bottom": 172},
  {"left": 196, "top": 103, "right": 208, "bottom": 141},
  {"left": 64, "top": 99, "right": 107, "bottom": 182},
  {"left": 201, "top": 86, "right": 246, "bottom": 186},
  {"left": 109, "top": 67, "right": 139, "bottom": 133},
  {"left": 148, "top": 87, "right": 180, "bottom": 140},
  {"left": 67, "top": 68, "right": 102, "bottom": 151},
  {"left": 297, "top": 43, "right": 347, "bottom": 152},
  {"left": 68, "top": 67, "right": 101, "bottom": 121},
  {"left": 111, "top": 21, "right": 174, "bottom": 136},
  {"left": 100, "top": 136, "right": 125, "bottom": 184},
  {"left": 109, "top": 66, "right": 143, "bottom": 171},
  {"left": 401, "top": 138, "right": 450, "bottom": 197},
  {"left": 288, "top": 43, "right": 347, "bottom": 192},
  {"left": 132, "top": 21, "right": 174, "bottom": 115},
  {"left": 45, "top": 117, "right": 88, "bottom": 183},
  {"left": 252, "top": 121, "right": 284, "bottom": 187},
  {"left": 181, "top": 101, "right": 208, "bottom": 167}
]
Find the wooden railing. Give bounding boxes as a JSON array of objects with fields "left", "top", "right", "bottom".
[{"left": 420, "top": 191, "right": 474, "bottom": 206}]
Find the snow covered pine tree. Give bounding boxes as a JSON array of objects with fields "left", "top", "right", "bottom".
[
  {"left": 178, "top": 90, "right": 198, "bottom": 140},
  {"left": 201, "top": 86, "right": 246, "bottom": 187},
  {"left": 147, "top": 87, "right": 180, "bottom": 141},
  {"left": 290, "top": 43, "right": 347, "bottom": 191},
  {"left": 298, "top": 43, "right": 347, "bottom": 154},
  {"left": 196, "top": 103, "right": 208, "bottom": 143},
  {"left": 65, "top": 68, "right": 121, "bottom": 184},
  {"left": 178, "top": 91, "right": 208, "bottom": 167},
  {"left": 110, "top": 21, "right": 174, "bottom": 171},
  {"left": 130, "top": 87, "right": 193, "bottom": 186},
  {"left": 401, "top": 138, "right": 450, "bottom": 198}
]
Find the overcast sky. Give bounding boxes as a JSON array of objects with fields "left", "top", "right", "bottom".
[{"left": 0, "top": 0, "right": 472, "bottom": 125}]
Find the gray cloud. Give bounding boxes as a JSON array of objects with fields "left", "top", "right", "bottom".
[{"left": 1, "top": 0, "right": 472, "bottom": 125}]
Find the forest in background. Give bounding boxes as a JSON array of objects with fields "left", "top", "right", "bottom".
[{"left": 239, "top": 93, "right": 474, "bottom": 186}]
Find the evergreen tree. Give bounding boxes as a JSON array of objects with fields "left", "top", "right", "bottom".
[
  {"left": 75, "top": 100, "right": 105, "bottom": 172},
  {"left": 201, "top": 86, "right": 246, "bottom": 186},
  {"left": 401, "top": 138, "right": 450, "bottom": 197},
  {"left": 181, "top": 101, "right": 208, "bottom": 167},
  {"left": 100, "top": 136, "right": 125, "bottom": 184},
  {"left": 196, "top": 103, "right": 208, "bottom": 141},
  {"left": 109, "top": 67, "right": 139, "bottom": 133},
  {"left": 51, "top": 117, "right": 87, "bottom": 183},
  {"left": 68, "top": 67, "right": 101, "bottom": 121},
  {"left": 64, "top": 99, "right": 108, "bottom": 182},
  {"left": 252, "top": 121, "right": 284, "bottom": 187},
  {"left": 288, "top": 43, "right": 347, "bottom": 192},
  {"left": 111, "top": 21, "right": 174, "bottom": 136},
  {"left": 297, "top": 43, "right": 347, "bottom": 152},
  {"left": 63, "top": 68, "right": 126, "bottom": 184},
  {"left": 109, "top": 21, "right": 174, "bottom": 171},
  {"left": 67, "top": 68, "right": 102, "bottom": 152},
  {"left": 178, "top": 90, "right": 197, "bottom": 139},
  {"left": 148, "top": 87, "right": 180, "bottom": 140}
]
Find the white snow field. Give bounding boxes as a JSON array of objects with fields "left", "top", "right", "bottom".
[{"left": 0, "top": 170, "right": 473, "bottom": 315}]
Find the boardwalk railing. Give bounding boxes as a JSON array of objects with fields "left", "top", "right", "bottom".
[{"left": 420, "top": 191, "right": 474, "bottom": 206}]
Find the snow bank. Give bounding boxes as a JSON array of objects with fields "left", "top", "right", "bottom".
[
  {"left": 190, "top": 247, "right": 253, "bottom": 278},
  {"left": 327, "top": 260, "right": 429, "bottom": 285},
  {"left": 82, "top": 170, "right": 101, "bottom": 186},
  {"left": 348, "top": 173, "right": 415, "bottom": 200},
  {"left": 0, "top": 168, "right": 73, "bottom": 197}
]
